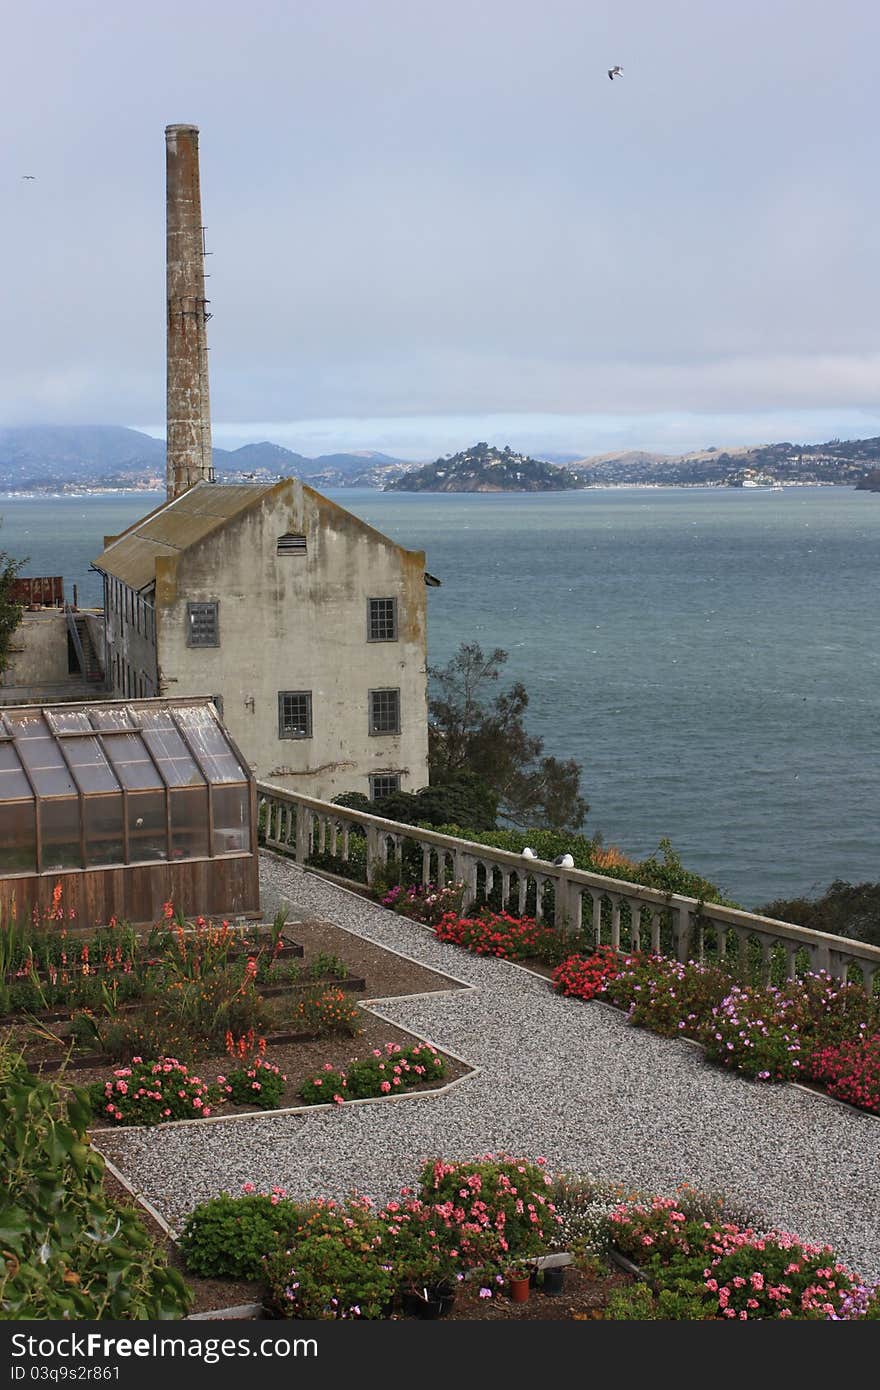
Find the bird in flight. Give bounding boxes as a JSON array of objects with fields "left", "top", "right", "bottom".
[
  {"left": 21, "top": 174, "right": 36, "bottom": 180},
  {"left": 608, "top": 65, "right": 624, "bottom": 80}
]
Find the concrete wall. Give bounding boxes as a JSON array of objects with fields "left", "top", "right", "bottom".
[
  {"left": 104, "top": 576, "right": 159, "bottom": 698},
  {"left": 2, "top": 609, "right": 74, "bottom": 691},
  {"left": 154, "top": 479, "right": 430, "bottom": 799}
]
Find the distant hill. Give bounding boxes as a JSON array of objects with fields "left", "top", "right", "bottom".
[
  {"left": 568, "top": 438, "right": 880, "bottom": 486},
  {"left": 386, "top": 442, "right": 585, "bottom": 493},
  {"left": 0, "top": 427, "right": 415, "bottom": 491}
]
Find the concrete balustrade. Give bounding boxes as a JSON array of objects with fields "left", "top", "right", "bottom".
[{"left": 256, "top": 781, "right": 880, "bottom": 991}]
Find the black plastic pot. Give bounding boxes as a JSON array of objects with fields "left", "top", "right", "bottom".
[
  {"left": 541, "top": 1267, "right": 565, "bottom": 1296},
  {"left": 401, "top": 1287, "right": 456, "bottom": 1319}
]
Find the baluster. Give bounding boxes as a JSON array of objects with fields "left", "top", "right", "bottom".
[
  {"left": 421, "top": 845, "right": 432, "bottom": 887},
  {"left": 295, "top": 808, "right": 312, "bottom": 864},
  {"left": 784, "top": 942, "right": 799, "bottom": 982},
  {"left": 759, "top": 935, "right": 773, "bottom": 987},
  {"left": 317, "top": 817, "right": 327, "bottom": 854},
  {"left": 436, "top": 852, "right": 447, "bottom": 889},
  {"left": 609, "top": 896, "right": 621, "bottom": 951},
  {"left": 329, "top": 821, "right": 338, "bottom": 856},
  {"left": 674, "top": 906, "right": 691, "bottom": 963},
  {"left": 588, "top": 891, "right": 604, "bottom": 948},
  {"left": 518, "top": 873, "right": 528, "bottom": 915},
  {"left": 341, "top": 824, "right": 350, "bottom": 861},
  {"left": 631, "top": 903, "right": 642, "bottom": 952},
  {"left": 501, "top": 870, "right": 511, "bottom": 909}
]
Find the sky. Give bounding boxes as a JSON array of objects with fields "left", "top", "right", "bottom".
[{"left": 3, "top": 0, "right": 880, "bottom": 460}]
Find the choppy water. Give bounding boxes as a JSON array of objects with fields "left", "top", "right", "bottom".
[{"left": 3, "top": 485, "right": 877, "bottom": 908}]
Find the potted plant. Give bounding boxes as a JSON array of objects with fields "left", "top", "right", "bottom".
[{"left": 507, "top": 1268, "right": 531, "bottom": 1303}]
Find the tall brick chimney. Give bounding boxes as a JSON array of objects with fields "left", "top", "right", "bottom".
[{"left": 165, "top": 123, "right": 213, "bottom": 500}]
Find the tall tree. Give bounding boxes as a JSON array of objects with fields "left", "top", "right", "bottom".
[{"left": 428, "top": 641, "right": 588, "bottom": 831}]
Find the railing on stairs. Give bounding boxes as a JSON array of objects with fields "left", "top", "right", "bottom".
[{"left": 255, "top": 781, "right": 880, "bottom": 991}]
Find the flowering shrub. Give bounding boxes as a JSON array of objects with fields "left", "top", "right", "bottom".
[
  {"left": 224, "top": 1056, "right": 288, "bottom": 1110},
  {"left": 299, "top": 1041, "right": 446, "bottom": 1105},
  {"left": 433, "top": 911, "right": 560, "bottom": 962},
  {"left": 89, "top": 1056, "right": 221, "bottom": 1125},
  {"left": 780, "top": 972, "right": 879, "bottom": 1067},
  {"left": 290, "top": 987, "right": 361, "bottom": 1037},
  {"left": 265, "top": 1231, "right": 395, "bottom": 1319},
  {"left": 609, "top": 1198, "right": 861, "bottom": 1319},
  {"left": 702, "top": 984, "right": 803, "bottom": 1081},
  {"left": 605, "top": 953, "right": 731, "bottom": 1039},
  {"left": 552, "top": 946, "right": 621, "bottom": 1000},
  {"left": 418, "top": 1154, "right": 560, "bottom": 1281},
  {"left": 380, "top": 881, "right": 466, "bottom": 926},
  {"left": 809, "top": 1034, "right": 880, "bottom": 1113}
]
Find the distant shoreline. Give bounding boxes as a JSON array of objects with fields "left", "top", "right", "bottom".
[{"left": 0, "top": 481, "right": 852, "bottom": 499}]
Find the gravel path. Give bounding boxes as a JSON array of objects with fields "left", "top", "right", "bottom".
[{"left": 94, "top": 854, "right": 880, "bottom": 1281}]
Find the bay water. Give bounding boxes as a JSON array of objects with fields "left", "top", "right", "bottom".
[{"left": 2, "top": 486, "right": 877, "bottom": 909}]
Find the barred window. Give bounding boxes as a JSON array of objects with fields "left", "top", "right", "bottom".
[
  {"left": 367, "top": 597, "right": 398, "bottom": 642},
  {"left": 186, "top": 601, "right": 219, "bottom": 648},
  {"left": 278, "top": 690, "right": 312, "bottom": 739},
  {"left": 369, "top": 688, "right": 400, "bottom": 735},
  {"left": 369, "top": 773, "right": 400, "bottom": 799}
]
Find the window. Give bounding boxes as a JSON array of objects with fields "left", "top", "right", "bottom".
[
  {"left": 277, "top": 533, "right": 307, "bottom": 555},
  {"left": 369, "top": 773, "right": 400, "bottom": 800},
  {"left": 278, "top": 690, "right": 312, "bottom": 739},
  {"left": 368, "top": 597, "right": 398, "bottom": 642},
  {"left": 369, "top": 688, "right": 400, "bottom": 735},
  {"left": 187, "top": 601, "right": 220, "bottom": 648}
]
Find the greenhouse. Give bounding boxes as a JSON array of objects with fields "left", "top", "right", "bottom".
[{"left": 0, "top": 696, "right": 259, "bottom": 925}]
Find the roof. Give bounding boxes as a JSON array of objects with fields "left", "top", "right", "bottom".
[
  {"left": 0, "top": 696, "right": 250, "bottom": 804},
  {"left": 92, "top": 482, "right": 274, "bottom": 591}
]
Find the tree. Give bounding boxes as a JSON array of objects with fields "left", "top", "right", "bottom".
[
  {"left": 428, "top": 642, "right": 588, "bottom": 831},
  {"left": 0, "top": 534, "right": 26, "bottom": 675}
]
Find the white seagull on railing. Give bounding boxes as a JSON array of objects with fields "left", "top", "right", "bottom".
[
  {"left": 521, "top": 847, "right": 537, "bottom": 859},
  {"left": 608, "top": 65, "right": 624, "bottom": 80},
  {"left": 553, "top": 853, "right": 575, "bottom": 868}
]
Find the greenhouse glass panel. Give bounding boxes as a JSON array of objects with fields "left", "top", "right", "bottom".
[
  {"left": 174, "top": 708, "right": 246, "bottom": 783},
  {"left": 127, "top": 791, "right": 167, "bottom": 862},
  {"left": 63, "top": 738, "right": 121, "bottom": 794},
  {"left": 41, "top": 799, "right": 81, "bottom": 871},
  {"left": 84, "top": 794, "right": 125, "bottom": 866},
  {"left": 102, "top": 734, "right": 164, "bottom": 790},
  {"left": 50, "top": 711, "right": 93, "bottom": 734},
  {"left": 0, "top": 802, "right": 36, "bottom": 874},
  {"left": 17, "top": 736, "right": 77, "bottom": 798},
  {"left": 0, "top": 743, "right": 33, "bottom": 801},
  {"left": 142, "top": 728, "right": 204, "bottom": 787},
  {"left": 212, "top": 785, "right": 250, "bottom": 854},
  {"left": 170, "top": 786, "right": 209, "bottom": 859},
  {"left": 88, "top": 707, "right": 136, "bottom": 731}
]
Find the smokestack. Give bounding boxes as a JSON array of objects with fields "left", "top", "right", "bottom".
[{"left": 165, "top": 123, "right": 213, "bottom": 500}]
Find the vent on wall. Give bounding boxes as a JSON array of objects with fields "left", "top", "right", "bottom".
[{"left": 277, "top": 533, "right": 307, "bottom": 555}]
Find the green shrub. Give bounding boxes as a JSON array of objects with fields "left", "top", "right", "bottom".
[
  {"left": 179, "top": 1192, "right": 304, "bottom": 1279},
  {"left": 264, "top": 1231, "right": 394, "bottom": 1319},
  {"left": 0, "top": 1046, "right": 191, "bottom": 1318}
]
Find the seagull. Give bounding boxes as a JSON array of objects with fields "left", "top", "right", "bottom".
[
  {"left": 521, "top": 847, "right": 537, "bottom": 859},
  {"left": 553, "top": 853, "right": 575, "bottom": 868},
  {"left": 21, "top": 175, "right": 36, "bottom": 180},
  {"left": 608, "top": 65, "right": 624, "bottom": 80}
]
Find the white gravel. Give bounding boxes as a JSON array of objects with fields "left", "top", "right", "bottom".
[{"left": 93, "top": 854, "right": 880, "bottom": 1282}]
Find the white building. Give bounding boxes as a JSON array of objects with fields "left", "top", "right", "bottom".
[{"left": 92, "top": 478, "right": 436, "bottom": 801}]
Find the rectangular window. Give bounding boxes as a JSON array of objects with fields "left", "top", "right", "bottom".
[
  {"left": 186, "top": 601, "right": 220, "bottom": 648},
  {"left": 369, "top": 688, "right": 400, "bottom": 735},
  {"left": 369, "top": 773, "right": 400, "bottom": 800},
  {"left": 278, "top": 690, "right": 312, "bottom": 739},
  {"left": 367, "top": 597, "right": 398, "bottom": 642}
]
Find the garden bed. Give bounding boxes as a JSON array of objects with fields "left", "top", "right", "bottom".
[{"left": 36, "top": 917, "right": 473, "bottom": 1122}]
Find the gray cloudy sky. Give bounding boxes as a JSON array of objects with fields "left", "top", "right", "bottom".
[{"left": 4, "top": 0, "right": 879, "bottom": 457}]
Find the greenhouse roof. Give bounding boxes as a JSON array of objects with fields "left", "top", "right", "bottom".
[{"left": 0, "top": 697, "right": 249, "bottom": 802}]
